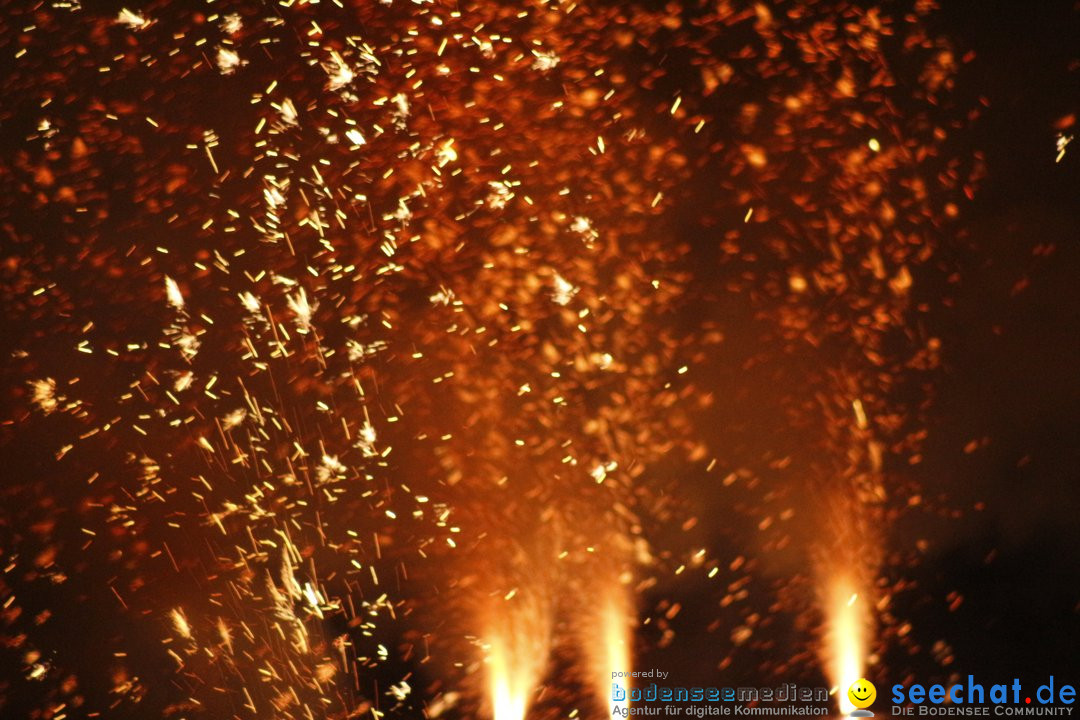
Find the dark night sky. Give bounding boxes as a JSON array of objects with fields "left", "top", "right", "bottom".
[{"left": 906, "top": 0, "right": 1080, "bottom": 680}]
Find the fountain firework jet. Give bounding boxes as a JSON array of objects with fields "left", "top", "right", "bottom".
[
  {"left": 821, "top": 574, "right": 872, "bottom": 716},
  {"left": 485, "top": 592, "right": 551, "bottom": 720},
  {"left": 807, "top": 383, "right": 884, "bottom": 716},
  {"left": 488, "top": 637, "right": 532, "bottom": 720},
  {"left": 587, "top": 586, "right": 635, "bottom": 717}
]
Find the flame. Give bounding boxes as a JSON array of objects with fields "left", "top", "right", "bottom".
[
  {"left": 821, "top": 574, "right": 869, "bottom": 716},
  {"left": 485, "top": 595, "right": 550, "bottom": 720},
  {"left": 585, "top": 588, "right": 634, "bottom": 715},
  {"left": 488, "top": 634, "right": 531, "bottom": 720}
]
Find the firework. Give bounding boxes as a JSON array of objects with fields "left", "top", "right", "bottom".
[{"left": 0, "top": 0, "right": 982, "bottom": 718}]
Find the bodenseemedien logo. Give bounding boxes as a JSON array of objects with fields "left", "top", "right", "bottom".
[
  {"left": 609, "top": 681, "right": 831, "bottom": 716},
  {"left": 611, "top": 682, "right": 829, "bottom": 704}
]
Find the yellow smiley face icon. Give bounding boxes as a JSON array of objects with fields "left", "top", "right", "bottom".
[{"left": 848, "top": 679, "right": 876, "bottom": 709}]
